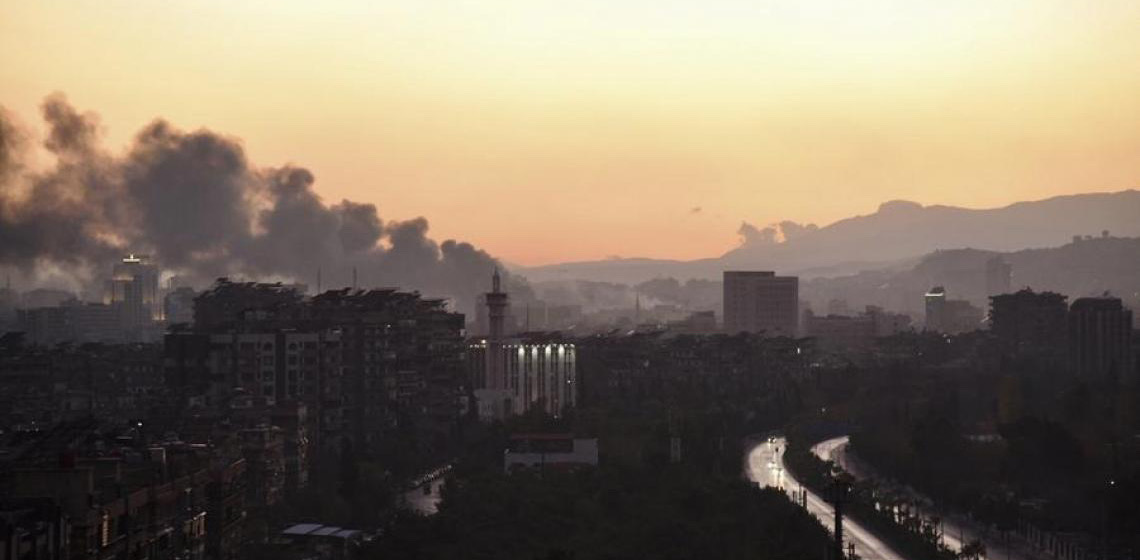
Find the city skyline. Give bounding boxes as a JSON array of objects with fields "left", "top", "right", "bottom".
[
  {"left": 3, "top": 3, "right": 1139, "bottom": 560},
  {"left": 3, "top": 0, "right": 1139, "bottom": 265}
]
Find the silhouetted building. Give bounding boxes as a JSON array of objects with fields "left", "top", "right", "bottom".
[
  {"left": 925, "top": 286, "right": 984, "bottom": 334},
  {"left": 989, "top": 289, "right": 1068, "bottom": 353},
  {"left": 192, "top": 279, "right": 304, "bottom": 331},
  {"left": 723, "top": 271, "right": 798, "bottom": 336},
  {"left": 667, "top": 311, "right": 718, "bottom": 335},
  {"left": 863, "top": 306, "right": 913, "bottom": 337},
  {"left": 15, "top": 301, "right": 120, "bottom": 346},
  {"left": 0, "top": 499, "right": 68, "bottom": 560},
  {"left": 174, "top": 280, "right": 466, "bottom": 459},
  {"left": 504, "top": 434, "right": 598, "bottom": 472},
  {"left": 4, "top": 422, "right": 233, "bottom": 560},
  {"left": 1068, "top": 297, "right": 1134, "bottom": 383},
  {"left": 985, "top": 256, "right": 1012, "bottom": 296},
  {"left": 164, "top": 286, "right": 197, "bottom": 326},
  {"left": 804, "top": 311, "right": 874, "bottom": 351},
  {"left": 278, "top": 523, "right": 364, "bottom": 560},
  {"left": 0, "top": 283, "right": 18, "bottom": 330},
  {"left": 804, "top": 306, "right": 912, "bottom": 352},
  {"left": 20, "top": 289, "right": 72, "bottom": 309},
  {"left": 107, "top": 255, "right": 160, "bottom": 339}
]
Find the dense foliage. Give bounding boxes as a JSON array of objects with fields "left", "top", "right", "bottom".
[{"left": 371, "top": 464, "right": 829, "bottom": 560}]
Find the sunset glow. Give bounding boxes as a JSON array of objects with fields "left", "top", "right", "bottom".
[{"left": 2, "top": 0, "right": 1138, "bottom": 265}]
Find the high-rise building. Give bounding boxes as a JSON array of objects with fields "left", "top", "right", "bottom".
[
  {"left": 1068, "top": 297, "right": 1134, "bottom": 383},
  {"left": 985, "top": 256, "right": 1013, "bottom": 296},
  {"left": 926, "top": 286, "right": 985, "bottom": 334},
  {"left": 722, "top": 271, "right": 798, "bottom": 336},
  {"left": 164, "top": 286, "right": 197, "bottom": 326},
  {"left": 924, "top": 287, "right": 947, "bottom": 331},
  {"left": 173, "top": 280, "right": 466, "bottom": 457},
  {"left": 108, "top": 254, "right": 160, "bottom": 328},
  {"left": 989, "top": 288, "right": 1068, "bottom": 352}
]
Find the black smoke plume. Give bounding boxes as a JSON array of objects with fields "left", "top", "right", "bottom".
[{"left": 0, "top": 94, "right": 521, "bottom": 315}]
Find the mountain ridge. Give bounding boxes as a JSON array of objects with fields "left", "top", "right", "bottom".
[{"left": 519, "top": 189, "right": 1140, "bottom": 284}]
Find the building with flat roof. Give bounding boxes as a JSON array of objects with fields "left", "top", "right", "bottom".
[
  {"left": 504, "top": 434, "right": 598, "bottom": 472},
  {"left": 1069, "top": 297, "right": 1133, "bottom": 383},
  {"left": 469, "top": 334, "right": 577, "bottom": 420},
  {"left": 925, "top": 286, "right": 984, "bottom": 334},
  {"left": 722, "top": 271, "right": 798, "bottom": 336},
  {"left": 989, "top": 288, "right": 1068, "bottom": 352}
]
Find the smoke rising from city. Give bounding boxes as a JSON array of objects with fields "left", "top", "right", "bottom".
[{"left": 0, "top": 94, "right": 512, "bottom": 313}]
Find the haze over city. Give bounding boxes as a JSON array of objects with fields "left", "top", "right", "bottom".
[
  {"left": 1, "top": 3, "right": 1139, "bottom": 560},
  {"left": 3, "top": 0, "right": 1139, "bottom": 265}
]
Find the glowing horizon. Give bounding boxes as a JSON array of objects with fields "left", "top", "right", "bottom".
[{"left": 2, "top": 0, "right": 1138, "bottom": 266}]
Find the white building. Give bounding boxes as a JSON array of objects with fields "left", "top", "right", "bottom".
[{"left": 469, "top": 338, "right": 577, "bottom": 420}]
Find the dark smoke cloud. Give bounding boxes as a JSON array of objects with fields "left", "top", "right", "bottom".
[{"left": 0, "top": 94, "right": 514, "bottom": 315}]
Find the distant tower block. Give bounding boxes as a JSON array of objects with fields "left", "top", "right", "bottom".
[
  {"left": 985, "top": 256, "right": 1012, "bottom": 296},
  {"left": 484, "top": 269, "right": 510, "bottom": 390}
]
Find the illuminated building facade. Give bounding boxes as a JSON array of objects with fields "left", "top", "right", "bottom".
[{"left": 469, "top": 336, "right": 577, "bottom": 419}]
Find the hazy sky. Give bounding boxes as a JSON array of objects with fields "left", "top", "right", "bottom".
[{"left": 2, "top": 0, "right": 1138, "bottom": 265}]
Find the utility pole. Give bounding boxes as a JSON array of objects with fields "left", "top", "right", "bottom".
[{"left": 827, "top": 474, "right": 854, "bottom": 560}]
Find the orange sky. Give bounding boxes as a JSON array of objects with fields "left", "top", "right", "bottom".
[{"left": 2, "top": 0, "right": 1138, "bottom": 266}]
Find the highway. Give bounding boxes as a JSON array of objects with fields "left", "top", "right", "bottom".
[
  {"left": 812, "top": 436, "right": 1051, "bottom": 560},
  {"left": 746, "top": 437, "right": 907, "bottom": 560},
  {"left": 812, "top": 437, "right": 976, "bottom": 554}
]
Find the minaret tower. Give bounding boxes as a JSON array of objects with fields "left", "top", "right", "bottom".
[{"left": 485, "top": 269, "right": 510, "bottom": 390}]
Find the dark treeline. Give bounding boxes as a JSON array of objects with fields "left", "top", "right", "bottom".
[{"left": 792, "top": 330, "right": 1140, "bottom": 556}]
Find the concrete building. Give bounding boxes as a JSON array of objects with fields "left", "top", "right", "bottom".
[
  {"left": 985, "top": 256, "right": 1012, "bottom": 296},
  {"left": 278, "top": 523, "right": 364, "bottom": 560},
  {"left": 164, "top": 286, "right": 197, "bottom": 326},
  {"left": 864, "top": 306, "right": 914, "bottom": 337},
  {"left": 17, "top": 302, "right": 120, "bottom": 346},
  {"left": 804, "top": 311, "right": 875, "bottom": 351},
  {"left": 469, "top": 335, "right": 577, "bottom": 420},
  {"left": 107, "top": 255, "right": 160, "bottom": 338},
  {"left": 722, "top": 271, "right": 798, "bottom": 336},
  {"left": 804, "top": 306, "right": 912, "bottom": 351},
  {"left": 667, "top": 310, "right": 718, "bottom": 335},
  {"left": 175, "top": 280, "right": 466, "bottom": 458},
  {"left": 925, "top": 286, "right": 984, "bottom": 334},
  {"left": 1068, "top": 297, "right": 1134, "bottom": 383},
  {"left": 989, "top": 288, "right": 1068, "bottom": 352},
  {"left": 3, "top": 421, "right": 236, "bottom": 560},
  {"left": 504, "top": 434, "right": 598, "bottom": 472}
]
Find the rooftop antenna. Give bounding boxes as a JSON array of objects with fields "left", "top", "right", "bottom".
[
  {"left": 317, "top": 267, "right": 322, "bottom": 294},
  {"left": 352, "top": 267, "right": 358, "bottom": 290}
]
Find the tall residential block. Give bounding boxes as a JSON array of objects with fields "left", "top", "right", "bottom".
[
  {"left": 1069, "top": 297, "right": 1134, "bottom": 383},
  {"left": 722, "top": 271, "right": 798, "bottom": 336}
]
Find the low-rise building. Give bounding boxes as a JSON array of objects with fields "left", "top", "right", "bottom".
[{"left": 504, "top": 434, "right": 599, "bottom": 472}]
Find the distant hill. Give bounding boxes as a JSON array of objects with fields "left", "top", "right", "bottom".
[
  {"left": 802, "top": 235, "right": 1140, "bottom": 318},
  {"left": 519, "top": 190, "right": 1140, "bottom": 284}
]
